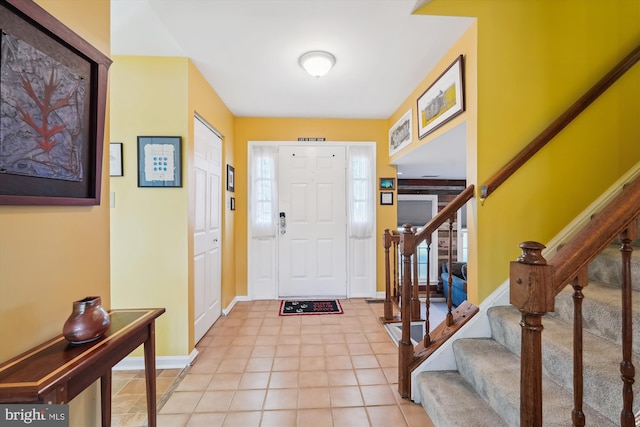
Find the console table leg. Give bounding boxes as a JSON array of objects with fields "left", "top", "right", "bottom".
[
  {"left": 144, "top": 321, "right": 158, "bottom": 427},
  {"left": 100, "top": 371, "right": 112, "bottom": 427}
]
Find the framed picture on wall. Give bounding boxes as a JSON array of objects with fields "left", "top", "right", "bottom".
[
  {"left": 0, "top": 0, "right": 111, "bottom": 205},
  {"left": 417, "top": 55, "right": 465, "bottom": 139},
  {"left": 380, "top": 191, "right": 394, "bottom": 206},
  {"left": 137, "top": 136, "right": 182, "bottom": 187},
  {"left": 389, "top": 109, "right": 412, "bottom": 156},
  {"left": 379, "top": 177, "right": 396, "bottom": 190},
  {"left": 227, "top": 164, "right": 235, "bottom": 192}
]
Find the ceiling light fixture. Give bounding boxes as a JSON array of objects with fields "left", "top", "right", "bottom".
[{"left": 299, "top": 50, "right": 336, "bottom": 78}]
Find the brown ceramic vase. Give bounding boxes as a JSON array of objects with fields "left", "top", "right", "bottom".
[{"left": 62, "top": 296, "right": 111, "bottom": 344}]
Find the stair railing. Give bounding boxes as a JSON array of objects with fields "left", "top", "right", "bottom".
[
  {"left": 391, "top": 184, "right": 478, "bottom": 398},
  {"left": 512, "top": 174, "right": 640, "bottom": 426}
]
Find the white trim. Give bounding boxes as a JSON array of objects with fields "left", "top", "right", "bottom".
[
  {"left": 223, "top": 295, "right": 251, "bottom": 316},
  {"left": 113, "top": 349, "right": 199, "bottom": 371},
  {"left": 247, "top": 141, "right": 378, "bottom": 300}
]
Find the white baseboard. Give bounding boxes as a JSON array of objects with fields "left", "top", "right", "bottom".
[
  {"left": 223, "top": 295, "right": 250, "bottom": 315},
  {"left": 113, "top": 349, "right": 199, "bottom": 371}
]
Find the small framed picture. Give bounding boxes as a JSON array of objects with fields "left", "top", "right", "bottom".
[
  {"left": 379, "top": 177, "right": 395, "bottom": 190},
  {"left": 389, "top": 109, "right": 412, "bottom": 156},
  {"left": 227, "top": 164, "right": 235, "bottom": 192},
  {"left": 137, "top": 136, "right": 182, "bottom": 187},
  {"left": 380, "top": 191, "right": 394, "bottom": 206},
  {"left": 110, "top": 143, "right": 123, "bottom": 177},
  {"left": 230, "top": 197, "right": 236, "bottom": 211}
]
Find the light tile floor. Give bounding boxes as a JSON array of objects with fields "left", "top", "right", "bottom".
[{"left": 112, "top": 298, "right": 435, "bottom": 427}]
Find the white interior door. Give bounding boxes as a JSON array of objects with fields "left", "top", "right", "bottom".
[
  {"left": 278, "top": 145, "right": 347, "bottom": 297},
  {"left": 193, "top": 117, "right": 221, "bottom": 343}
]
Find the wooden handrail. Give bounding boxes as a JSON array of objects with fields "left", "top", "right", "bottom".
[
  {"left": 415, "top": 184, "right": 475, "bottom": 244},
  {"left": 551, "top": 176, "right": 640, "bottom": 294},
  {"left": 481, "top": 44, "right": 640, "bottom": 200}
]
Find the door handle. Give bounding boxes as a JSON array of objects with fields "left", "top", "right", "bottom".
[{"left": 279, "top": 212, "right": 286, "bottom": 234}]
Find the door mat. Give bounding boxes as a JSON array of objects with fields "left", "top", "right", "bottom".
[{"left": 279, "top": 299, "right": 343, "bottom": 316}]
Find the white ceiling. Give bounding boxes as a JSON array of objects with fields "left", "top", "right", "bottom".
[{"left": 110, "top": 0, "right": 472, "bottom": 179}]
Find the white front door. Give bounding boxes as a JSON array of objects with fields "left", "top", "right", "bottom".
[
  {"left": 193, "top": 117, "right": 222, "bottom": 343},
  {"left": 278, "top": 145, "right": 347, "bottom": 297}
]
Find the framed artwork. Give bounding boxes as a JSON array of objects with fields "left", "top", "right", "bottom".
[
  {"left": 230, "top": 197, "right": 235, "bottom": 211},
  {"left": 0, "top": 0, "right": 111, "bottom": 205},
  {"left": 227, "top": 164, "right": 235, "bottom": 192},
  {"left": 379, "top": 177, "right": 396, "bottom": 190},
  {"left": 389, "top": 109, "right": 412, "bottom": 156},
  {"left": 137, "top": 136, "right": 182, "bottom": 187},
  {"left": 417, "top": 55, "right": 465, "bottom": 139},
  {"left": 110, "top": 143, "right": 123, "bottom": 177},
  {"left": 380, "top": 191, "right": 394, "bottom": 206}
]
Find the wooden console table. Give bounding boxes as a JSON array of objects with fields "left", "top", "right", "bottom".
[{"left": 0, "top": 308, "right": 165, "bottom": 427}]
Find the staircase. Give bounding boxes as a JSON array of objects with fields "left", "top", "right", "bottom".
[{"left": 415, "top": 230, "right": 640, "bottom": 426}]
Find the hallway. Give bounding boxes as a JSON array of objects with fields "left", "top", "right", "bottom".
[{"left": 113, "top": 298, "right": 434, "bottom": 426}]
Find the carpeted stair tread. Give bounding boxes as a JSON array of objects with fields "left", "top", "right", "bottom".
[
  {"left": 452, "top": 338, "right": 616, "bottom": 426},
  {"left": 552, "top": 282, "right": 640, "bottom": 353},
  {"left": 588, "top": 246, "right": 640, "bottom": 291},
  {"left": 488, "top": 305, "right": 636, "bottom": 422},
  {"left": 416, "top": 370, "right": 508, "bottom": 427}
]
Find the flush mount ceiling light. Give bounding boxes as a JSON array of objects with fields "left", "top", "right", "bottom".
[{"left": 299, "top": 50, "right": 336, "bottom": 78}]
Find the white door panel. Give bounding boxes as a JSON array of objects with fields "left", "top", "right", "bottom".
[
  {"left": 193, "top": 117, "right": 222, "bottom": 343},
  {"left": 278, "top": 146, "right": 346, "bottom": 297}
]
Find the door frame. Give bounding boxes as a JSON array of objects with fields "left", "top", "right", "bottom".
[{"left": 247, "top": 141, "right": 377, "bottom": 300}]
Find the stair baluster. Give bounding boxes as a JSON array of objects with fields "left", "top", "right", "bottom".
[
  {"left": 393, "top": 231, "right": 399, "bottom": 309},
  {"left": 399, "top": 224, "right": 416, "bottom": 398},
  {"left": 412, "top": 226, "right": 421, "bottom": 320},
  {"left": 619, "top": 225, "right": 637, "bottom": 427},
  {"left": 424, "top": 236, "right": 432, "bottom": 346},
  {"left": 383, "top": 229, "right": 394, "bottom": 321},
  {"left": 571, "top": 270, "right": 588, "bottom": 427},
  {"left": 446, "top": 215, "right": 455, "bottom": 326}
]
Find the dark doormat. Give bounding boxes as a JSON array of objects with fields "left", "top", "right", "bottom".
[{"left": 279, "top": 299, "right": 343, "bottom": 316}]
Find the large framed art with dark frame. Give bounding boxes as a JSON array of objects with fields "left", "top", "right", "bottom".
[{"left": 0, "top": 0, "right": 112, "bottom": 205}]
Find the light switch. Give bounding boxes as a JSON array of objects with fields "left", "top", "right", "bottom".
[{"left": 110, "top": 192, "right": 115, "bottom": 208}]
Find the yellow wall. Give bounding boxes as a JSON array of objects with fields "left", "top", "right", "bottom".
[
  {"left": 233, "top": 118, "right": 394, "bottom": 297},
  {"left": 0, "top": 0, "right": 111, "bottom": 425},
  {"left": 110, "top": 56, "right": 189, "bottom": 357},
  {"left": 110, "top": 56, "right": 235, "bottom": 355},
  {"left": 416, "top": 0, "right": 640, "bottom": 301}
]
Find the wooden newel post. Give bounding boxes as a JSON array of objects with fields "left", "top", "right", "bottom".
[
  {"left": 510, "top": 241, "right": 554, "bottom": 427},
  {"left": 383, "top": 229, "right": 394, "bottom": 321},
  {"left": 398, "top": 224, "right": 416, "bottom": 399}
]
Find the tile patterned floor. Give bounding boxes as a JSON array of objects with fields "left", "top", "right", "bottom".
[{"left": 112, "top": 298, "right": 435, "bottom": 427}]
